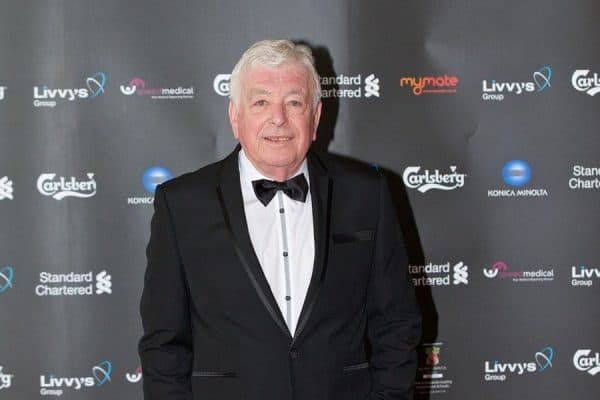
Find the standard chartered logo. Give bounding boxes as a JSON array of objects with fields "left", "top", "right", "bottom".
[
  {"left": 364, "top": 74, "right": 380, "bottom": 97},
  {"left": 409, "top": 261, "right": 469, "bottom": 286},
  {"left": 0, "top": 176, "right": 13, "bottom": 200},
  {"left": 36, "top": 270, "right": 112, "bottom": 296},
  {"left": 452, "top": 262, "right": 469, "bottom": 284}
]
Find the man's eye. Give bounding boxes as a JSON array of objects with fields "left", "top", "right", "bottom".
[
  {"left": 288, "top": 100, "right": 303, "bottom": 107},
  {"left": 253, "top": 100, "right": 267, "bottom": 107}
]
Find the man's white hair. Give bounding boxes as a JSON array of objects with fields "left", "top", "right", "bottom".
[{"left": 229, "top": 39, "right": 321, "bottom": 109}]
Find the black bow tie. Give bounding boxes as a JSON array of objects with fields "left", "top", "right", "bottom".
[{"left": 252, "top": 174, "right": 309, "bottom": 206}]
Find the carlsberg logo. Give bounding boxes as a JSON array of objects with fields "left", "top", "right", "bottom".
[
  {"left": 37, "top": 173, "right": 97, "bottom": 200},
  {"left": 403, "top": 166, "right": 466, "bottom": 193},
  {"left": 573, "top": 349, "right": 600, "bottom": 376}
]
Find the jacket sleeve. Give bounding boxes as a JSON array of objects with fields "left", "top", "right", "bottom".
[
  {"left": 367, "top": 173, "right": 422, "bottom": 400},
  {"left": 139, "top": 185, "right": 193, "bottom": 400}
]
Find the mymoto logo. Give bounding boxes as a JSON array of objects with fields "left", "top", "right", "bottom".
[
  {"left": 40, "top": 360, "right": 112, "bottom": 396},
  {"left": 484, "top": 347, "right": 554, "bottom": 382},
  {"left": 399, "top": 74, "right": 459, "bottom": 95}
]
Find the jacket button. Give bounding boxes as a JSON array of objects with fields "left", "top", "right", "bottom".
[{"left": 290, "top": 349, "right": 301, "bottom": 359}]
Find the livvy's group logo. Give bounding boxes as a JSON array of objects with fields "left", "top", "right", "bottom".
[
  {"left": 127, "top": 166, "right": 173, "bottom": 205},
  {"left": 120, "top": 78, "right": 194, "bottom": 100},
  {"left": 403, "top": 166, "right": 466, "bottom": 193},
  {"left": 399, "top": 74, "right": 459, "bottom": 95},
  {"left": 571, "top": 265, "right": 599, "bottom": 287},
  {"left": 0, "top": 266, "right": 14, "bottom": 294},
  {"left": 35, "top": 270, "right": 112, "bottom": 296},
  {"left": 482, "top": 66, "right": 552, "bottom": 101},
  {"left": 37, "top": 173, "right": 97, "bottom": 200},
  {"left": 569, "top": 165, "right": 600, "bottom": 190},
  {"left": 409, "top": 261, "right": 469, "bottom": 286},
  {"left": 320, "top": 73, "right": 380, "bottom": 98},
  {"left": 0, "top": 366, "right": 13, "bottom": 390},
  {"left": 488, "top": 160, "right": 548, "bottom": 198},
  {"left": 483, "top": 261, "right": 554, "bottom": 283},
  {"left": 571, "top": 69, "right": 600, "bottom": 96},
  {"left": 0, "top": 176, "right": 14, "bottom": 200},
  {"left": 573, "top": 349, "right": 600, "bottom": 376},
  {"left": 40, "top": 360, "right": 112, "bottom": 396},
  {"left": 33, "top": 72, "right": 107, "bottom": 108},
  {"left": 484, "top": 347, "right": 554, "bottom": 382}
]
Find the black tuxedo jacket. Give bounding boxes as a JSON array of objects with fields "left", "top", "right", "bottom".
[{"left": 139, "top": 148, "right": 421, "bottom": 400}]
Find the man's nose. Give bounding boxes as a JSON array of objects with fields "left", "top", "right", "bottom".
[{"left": 270, "top": 103, "right": 287, "bottom": 126}]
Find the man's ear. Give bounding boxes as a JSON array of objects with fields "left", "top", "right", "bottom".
[
  {"left": 228, "top": 100, "right": 239, "bottom": 139},
  {"left": 311, "top": 101, "right": 322, "bottom": 141}
]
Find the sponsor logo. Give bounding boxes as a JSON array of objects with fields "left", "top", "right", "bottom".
[
  {"left": 120, "top": 78, "right": 194, "bottom": 100},
  {"left": 482, "top": 66, "right": 551, "bottom": 101},
  {"left": 571, "top": 69, "right": 600, "bottom": 96},
  {"left": 33, "top": 72, "right": 107, "bottom": 108},
  {"left": 571, "top": 265, "right": 599, "bottom": 287},
  {"left": 488, "top": 160, "right": 548, "bottom": 198},
  {"left": 320, "top": 73, "right": 380, "bottom": 99},
  {"left": 125, "top": 366, "right": 142, "bottom": 383},
  {"left": 213, "top": 74, "right": 231, "bottom": 96},
  {"left": 403, "top": 166, "right": 466, "bottom": 193},
  {"left": 35, "top": 270, "right": 112, "bottom": 296},
  {"left": 127, "top": 166, "right": 172, "bottom": 205},
  {"left": 40, "top": 360, "right": 112, "bottom": 396},
  {"left": 484, "top": 347, "right": 554, "bottom": 382},
  {"left": 409, "top": 262, "right": 469, "bottom": 286},
  {"left": 0, "top": 176, "right": 13, "bottom": 200},
  {"left": 399, "top": 74, "right": 459, "bottom": 95},
  {"left": 37, "top": 173, "right": 96, "bottom": 200},
  {"left": 0, "top": 266, "right": 14, "bottom": 294},
  {"left": 0, "top": 366, "right": 13, "bottom": 390},
  {"left": 416, "top": 342, "right": 453, "bottom": 395},
  {"left": 573, "top": 349, "right": 600, "bottom": 376},
  {"left": 569, "top": 165, "right": 600, "bottom": 190},
  {"left": 483, "top": 261, "right": 554, "bottom": 283},
  {"left": 0, "top": 86, "right": 6, "bottom": 101}
]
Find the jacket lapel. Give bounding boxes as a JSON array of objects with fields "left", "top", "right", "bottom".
[
  {"left": 293, "top": 151, "right": 332, "bottom": 342},
  {"left": 216, "top": 147, "right": 291, "bottom": 338}
]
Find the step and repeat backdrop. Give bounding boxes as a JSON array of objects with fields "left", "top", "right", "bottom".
[{"left": 0, "top": 1, "right": 598, "bottom": 399}]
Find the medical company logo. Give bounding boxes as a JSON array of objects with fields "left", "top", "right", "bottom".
[
  {"left": 213, "top": 74, "right": 231, "bottom": 96},
  {"left": 40, "top": 360, "right": 112, "bottom": 396},
  {"left": 120, "top": 77, "right": 194, "bottom": 100},
  {"left": 0, "top": 266, "right": 14, "bottom": 294},
  {"left": 483, "top": 261, "right": 554, "bottom": 283},
  {"left": 488, "top": 160, "right": 548, "bottom": 198},
  {"left": 415, "top": 342, "right": 453, "bottom": 396},
  {"left": 33, "top": 72, "right": 107, "bottom": 108},
  {"left": 484, "top": 347, "right": 554, "bottom": 382},
  {"left": 571, "top": 265, "right": 600, "bottom": 287},
  {"left": 569, "top": 165, "right": 600, "bottom": 190},
  {"left": 125, "top": 366, "right": 142, "bottom": 383},
  {"left": 127, "top": 166, "right": 173, "bottom": 205},
  {"left": 482, "top": 66, "right": 552, "bottom": 101},
  {"left": 0, "top": 86, "right": 6, "bottom": 101},
  {"left": 403, "top": 166, "right": 466, "bottom": 193},
  {"left": 320, "top": 73, "right": 380, "bottom": 99},
  {"left": 0, "top": 366, "right": 14, "bottom": 390},
  {"left": 37, "top": 173, "right": 97, "bottom": 200},
  {"left": 35, "top": 270, "right": 112, "bottom": 296},
  {"left": 399, "top": 74, "right": 459, "bottom": 95},
  {"left": 0, "top": 176, "right": 13, "bottom": 200},
  {"left": 409, "top": 261, "right": 469, "bottom": 287},
  {"left": 573, "top": 349, "right": 600, "bottom": 376},
  {"left": 571, "top": 69, "right": 600, "bottom": 96}
]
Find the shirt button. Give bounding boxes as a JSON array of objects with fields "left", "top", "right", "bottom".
[
  {"left": 285, "top": 296, "right": 291, "bottom": 301},
  {"left": 290, "top": 349, "right": 301, "bottom": 359},
  {"left": 283, "top": 251, "right": 288, "bottom": 257},
  {"left": 279, "top": 208, "right": 285, "bottom": 213}
]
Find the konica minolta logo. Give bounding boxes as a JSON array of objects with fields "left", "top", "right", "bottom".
[
  {"left": 37, "top": 173, "right": 97, "bottom": 200},
  {"left": 403, "top": 166, "right": 466, "bottom": 193}
]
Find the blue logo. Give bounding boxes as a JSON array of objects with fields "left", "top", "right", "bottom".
[
  {"left": 0, "top": 266, "right": 13, "bottom": 293},
  {"left": 535, "top": 347, "right": 554, "bottom": 372},
  {"left": 86, "top": 72, "right": 107, "bottom": 98},
  {"left": 142, "top": 166, "right": 173, "bottom": 194},
  {"left": 533, "top": 66, "right": 552, "bottom": 92},
  {"left": 92, "top": 361, "right": 112, "bottom": 386},
  {"left": 502, "top": 160, "right": 531, "bottom": 187}
]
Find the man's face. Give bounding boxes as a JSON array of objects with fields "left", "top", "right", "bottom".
[{"left": 229, "top": 62, "right": 321, "bottom": 180}]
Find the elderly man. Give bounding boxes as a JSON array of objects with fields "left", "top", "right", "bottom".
[{"left": 139, "top": 39, "right": 421, "bottom": 400}]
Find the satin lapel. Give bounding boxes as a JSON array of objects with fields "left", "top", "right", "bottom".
[
  {"left": 216, "top": 148, "right": 291, "bottom": 338},
  {"left": 293, "top": 151, "right": 331, "bottom": 342}
]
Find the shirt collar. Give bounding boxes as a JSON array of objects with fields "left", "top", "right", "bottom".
[{"left": 238, "top": 148, "right": 310, "bottom": 186}]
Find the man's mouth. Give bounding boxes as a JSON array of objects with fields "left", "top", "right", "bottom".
[{"left": 265, "top": 136, "right": 293, "bottom": 142}]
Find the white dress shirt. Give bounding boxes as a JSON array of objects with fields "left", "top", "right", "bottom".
[{"left": 238, "top": 149, "right": 315, "bottom": 336}]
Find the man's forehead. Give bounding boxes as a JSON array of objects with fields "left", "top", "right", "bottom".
[{"left": 242, "top": 62, "right": 310, "bottom": 89}]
